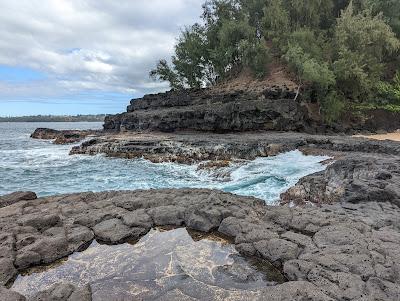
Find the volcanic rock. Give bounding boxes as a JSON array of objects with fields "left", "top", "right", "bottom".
[
  {"left": 30, "top": 128, "right": 98, "bottom": 144},
  {"left": 0, "top": 192, "right": 37, "bottom": 209},
  {"left": 1, "top": 189, "right": 400, "bottom": 300},
  {"left": 103, "top": 87, "right": 315, "bottom": 133}
]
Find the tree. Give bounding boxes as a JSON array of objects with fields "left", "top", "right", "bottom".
[
  {"left": 238, "top": 0, "right": 265, "bottom": 36},
  {"left": 284, "top": 0, "right": 334, "bottom": 29},
  {"left": 333, "top": 1, "right": 400, "bottom": 99},
  {"left": 262, "top": 0, "right": 289, "bottom": 41},
  {"left": 366, "top": 0, "right": 400, "bottom": 37},
  {"left": 240, "top": 40, "right": 271, "bottom": 78},
  {"left": 149, "top": 0, "right": 400, "bottom": 122},
  {"left": 377, "top": 71, "right": 400, "bottom": 103},
  {"left": 149, "top": 60, "right": 183, "bottom": 90},
  {"left": 172, "top": 24, "right": 210, "bottom": 88}
]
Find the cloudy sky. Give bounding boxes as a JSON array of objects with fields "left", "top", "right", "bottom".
[{"left": 0, "top": 1, "right": 202, "bottom": 116}]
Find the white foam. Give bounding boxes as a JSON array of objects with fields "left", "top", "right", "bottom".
[{"left": 0, "top": 124, "right": 330, "bottom": 204}]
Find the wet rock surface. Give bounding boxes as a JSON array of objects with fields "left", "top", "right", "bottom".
[
  {"left": 30, "top": 128, "right": 99, "bottom": 144},
  {"left": 11, "top": 228, "right": 284, "bottom": 300},
  {"left": 70, "top": 131, "right": 400, "bottom": 162},
  {"left": 0, "top": 188, "right": 400, "bottom": 300},
  {"left": 70, "top": 131, "right": 400, "bottom": 209},
  {"left": 281, "top": 152, "right": 400, "bottom": 207}
]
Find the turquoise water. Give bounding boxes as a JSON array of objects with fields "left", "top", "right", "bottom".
[{"left": 0, "top": 122, "right": 329, "bottom": 204}]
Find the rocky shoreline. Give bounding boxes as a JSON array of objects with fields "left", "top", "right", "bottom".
[
  {"left": 30, "top": 128, "right": 99, "bottom": 144},
  {"left": 102, "top": 87, "right": 400, "bottom": 134},
  {"left": 1, "top": 187, "right": 400, "bottom": 300},
  {"left": 69, "top": 131, "right": 400, "bottom": 207},
  {"left": 0, "top": 127, "right": 399, "bottom": 299},
  {"left": 2, "top": 85, "right": 400, "bottom": 300}
]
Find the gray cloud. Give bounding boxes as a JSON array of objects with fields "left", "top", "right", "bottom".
[{"left": 0, "top": 0, "right": 203, "bottom": 97}]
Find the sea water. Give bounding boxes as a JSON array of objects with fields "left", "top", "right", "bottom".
[
  {"left": 11, "top": 228, "right": 286, "bottom": 300},
  {"left": 0, "top": 122, "right": 329, "bottom": 204}
]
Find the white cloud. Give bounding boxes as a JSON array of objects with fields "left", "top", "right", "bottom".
[{"left": 0, "top": 0, "right": 202, "bottom": 98}]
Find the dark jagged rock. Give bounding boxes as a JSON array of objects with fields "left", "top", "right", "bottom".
[
  {"left": 345, "top": 109, "right": 400, "bottom": 133},
  {"left": 102, "top": 87, "right": 400, "bottom": 134},
  {"left": 0, "top": 192, "right": 37, "bottom": 209},
  {"left": 7, "top": 87, "right": 400, "bottom": 299},
  {"left": 30, "top": 128, "right": 98, "bottom": 144},
  {"left": 1, "top": 189, "right": 400, "bottom": 300},
  {"left": 103, "top": 87, "right": 316, "bottom": 133},
  {"left": 281, "top": 153, "right": 400, "bottom": 207}
]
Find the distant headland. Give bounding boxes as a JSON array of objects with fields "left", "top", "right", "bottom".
[{"left": 0, "top": 114, "right": 106, "bottom": 122}]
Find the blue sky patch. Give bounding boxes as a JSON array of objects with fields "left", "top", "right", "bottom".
[
  {"left": 0, "top": 65, "right": 47, "bottom": 83},
  {"left": 0, "top": 90, "right": 134, "bottom": 116}
]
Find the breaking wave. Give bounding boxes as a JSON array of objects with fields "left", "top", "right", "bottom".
[{"left": 0, "top": 122, "right": 329, "bottom": 204}]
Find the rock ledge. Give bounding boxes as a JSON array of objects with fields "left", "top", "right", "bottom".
[{"left": 1, "top": 189, "right": 400, "bottom": 300}]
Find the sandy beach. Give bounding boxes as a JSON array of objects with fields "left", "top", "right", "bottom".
[{"left": 355, "top": 131, "right": 400, "bottom": 142}]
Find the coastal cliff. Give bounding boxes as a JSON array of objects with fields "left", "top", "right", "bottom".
[
  {"left": 103, "top": 86, "right": 317, "bottom": 133},
  {"left": 103, "top": 86, "right": 400, "bottom": 135},
  {"left": 19, "top": 86, "right": 400, "bottom": 300}
]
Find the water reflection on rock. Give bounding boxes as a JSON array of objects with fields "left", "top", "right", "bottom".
[{"left": 12, "top": 228, "right": 285, "bottom": 300}]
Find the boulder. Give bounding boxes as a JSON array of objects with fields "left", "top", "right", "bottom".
[
  {"left": 0, "top": 258, "right": 17, "bottom": 285},
  {"left": 0, "top": 192, "right": 37, "bottom": 208},
  {"left": 93, "top": 218, "right": 146, "bottom": 244},
  {"left": 30, "top": 128, "right": 97, "bottom": 144}
]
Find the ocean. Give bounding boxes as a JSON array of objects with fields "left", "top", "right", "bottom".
[{"left": 0, "top": 122, "right": 329, "bottom": 204}]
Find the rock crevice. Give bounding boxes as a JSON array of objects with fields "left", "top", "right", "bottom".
[{"left": 1, "top": 189, "right": 400, "bottom": 300}]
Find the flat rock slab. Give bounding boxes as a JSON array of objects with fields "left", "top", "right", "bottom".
[
  {"left": 0, "top": 189, "right": 400, "bottom": 300},
  {"left": 70, "top": 131, "right": 400, "bottom": 162},
  {"left": 30, "top": 128, "right": 98, "bottom": 144},
  {"left": 70, "top": 131, "right": 400, "bottom": 208}
]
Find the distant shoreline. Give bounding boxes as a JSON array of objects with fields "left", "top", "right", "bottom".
[
  {"left": 0, "top": 115, "right": 105, "bottom": 122},
  {"left": 0, "top": 121, "right": 103, "bottom": 122}
]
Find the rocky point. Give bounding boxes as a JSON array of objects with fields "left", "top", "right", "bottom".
[
  {"left": 30, "top": 128, "right": 99, "bottom": 145},
  {"left": 8, "top": 85, "right": 400, "bottom": 300}
]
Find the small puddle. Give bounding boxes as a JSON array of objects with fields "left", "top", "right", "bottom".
[{"left": 11, "top": 228, "right": 285, "bottom": 300}]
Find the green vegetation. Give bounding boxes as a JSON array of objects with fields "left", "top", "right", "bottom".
[
  {"left": 352, "top": 103, "right": 400, "bottom": 113},
  {"left": 150, "top": 0, "right": 400, "bottom": 122},
  {"left": 377, "top": 71, "right": 400, "bottom": 103}
]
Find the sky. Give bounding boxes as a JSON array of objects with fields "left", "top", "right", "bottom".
[{"left": 0, "top": 1, "right": 202, "bottom": 116}]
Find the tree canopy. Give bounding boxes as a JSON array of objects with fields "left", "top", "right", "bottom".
[{"left": 150, "top": 0, "right": 400, "bottom": 121}]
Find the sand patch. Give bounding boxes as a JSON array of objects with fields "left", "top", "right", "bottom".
[{"left": 354, "top": 131, "right": 400, "bottom": 142}]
